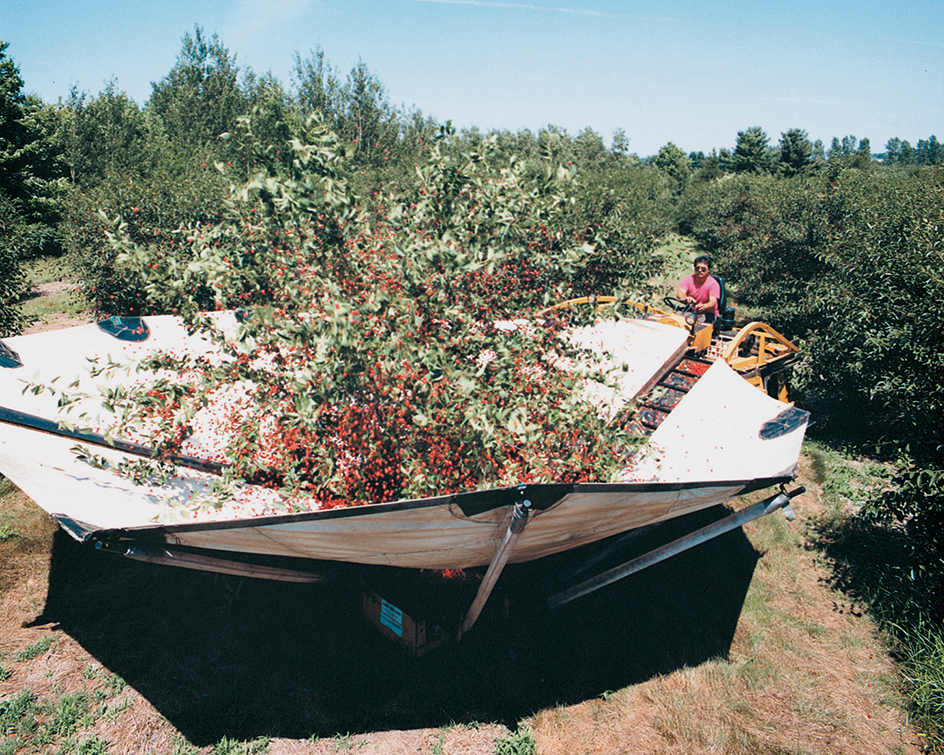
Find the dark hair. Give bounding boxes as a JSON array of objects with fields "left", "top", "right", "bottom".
[{"left": 694, "top": 255, "right": 712, "bottom": 269}]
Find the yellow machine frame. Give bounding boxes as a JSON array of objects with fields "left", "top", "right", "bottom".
[{"left": 544, "top": 296, "right": 800, "bottom": 403}]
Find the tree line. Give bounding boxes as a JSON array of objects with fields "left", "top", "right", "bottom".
[{"left": 2, "top": 28, "right": 942, "bottom": 267}]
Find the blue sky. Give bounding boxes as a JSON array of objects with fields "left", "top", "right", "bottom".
[{"left": 4, "top": 0, "right": 942, "bottom": 156}]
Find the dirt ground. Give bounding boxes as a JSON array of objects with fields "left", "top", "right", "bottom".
[{"left": 22, "top": 281, "right": 90, "bottom": 334}]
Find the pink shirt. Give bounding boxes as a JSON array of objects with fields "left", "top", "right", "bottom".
[{"left": 679, "top": 274, "right": 720, "bottom": 318}]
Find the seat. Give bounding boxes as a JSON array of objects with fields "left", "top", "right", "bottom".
[{"left": 712, "top": 275, "right": 736, "bottom": 331}]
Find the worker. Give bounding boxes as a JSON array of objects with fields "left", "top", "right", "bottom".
[{"left": 676, "top": 255, "right": 720, "bottom": 323}]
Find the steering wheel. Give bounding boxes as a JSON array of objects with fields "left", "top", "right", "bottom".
[
  {"left": 663, "top": 296, "right": 700, "bottom": 331},
  {"left": 663, "top": 296, "right": 694, "bottom": 313}
]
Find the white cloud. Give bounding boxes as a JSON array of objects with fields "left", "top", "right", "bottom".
[
  {"left": 410, "top": 0, "right": 604, "bottom": 14},
  {"left": 223, "top": 0, "right": 320, "bottom": 51},
  {"left": 877, "top": 35, "right": 944, "bottom": 48},
  {"left": 408, "top": 0, "right": 678, "bottom": 24}
]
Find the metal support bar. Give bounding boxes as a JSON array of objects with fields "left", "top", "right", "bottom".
[
  {"left": 0, "top": 405, "right": 224, "bottom": 475},
  {"left": 92, "top": 539, "right": 334, "bottom": 583},
  {"left": 554, "top": 522, "right": 661, "bottom": 584},
  {"left": 457, "top": 491, "right": 532, "bottom": 640},
  {"left": 547, "top": 486, "right": 804, "bottom": 608}
]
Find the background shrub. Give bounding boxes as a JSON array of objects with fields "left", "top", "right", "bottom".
[
  {"left": 0, "top": 194, "right": 31, "bottom": 336},
  {"left": 62, "top": 164, "right": 229, "bottom": 317},
  {"left": 566, "top": 165, "right": 673, "bottom": 296}
]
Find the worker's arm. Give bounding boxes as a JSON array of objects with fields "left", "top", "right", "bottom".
[{"left": 694, "top": 295, "right": 717, "bottom": 314}]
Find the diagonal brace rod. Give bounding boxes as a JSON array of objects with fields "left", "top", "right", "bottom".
[
  {"left": 457, "top": 492, "right": 532, "bottom": 640},
  {"left": 547, "top": 486, "right": 804, "bottom": 608}
]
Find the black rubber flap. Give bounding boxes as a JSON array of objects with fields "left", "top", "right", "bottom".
[
  {"left": 0, "top": 340, "right": 22, "bottom": 368},
  {"left": 759, "top": 405, "right": 810, "bottom": 440},
  {"left": 96, "top": 317, "right": 150, "bottom": 342}
]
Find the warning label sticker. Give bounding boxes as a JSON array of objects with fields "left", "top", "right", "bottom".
[{"left": 380, "top": 598, "right": 403, "bottom": 637}]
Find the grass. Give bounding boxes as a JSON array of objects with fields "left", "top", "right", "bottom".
[
  {"left": 14, "top": 636, "right": 54, "bottom": 662},
  {"left": 0, "top": 687, "right": 117, "bottom": 755},
  {"left": 210, "top": 736, "right": 271, "bottom": 754},
  {"left": 0, "top": 479, "right": 58, "bottom": 595},
  {"left": 493, "top": 728, "right": 536, "bottom": 755},
  {"left": 897, "top": 616, "right": 944, "bottom": 739},
  {"left": 0, "top": 635, "right": 142, "bottom": 755},
  {"left": 17, "top": 256, "right": 88, "bottom": 325},
  {"left": 23, "top": 256, "right": 75, "bottom": 287},
  {"left": 804, "top": 442, "right": 944, "bottom": 750}
]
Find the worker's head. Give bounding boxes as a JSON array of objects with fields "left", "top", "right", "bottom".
[{"left": 693, "top": 255, "right": 711, "bottom": 282}]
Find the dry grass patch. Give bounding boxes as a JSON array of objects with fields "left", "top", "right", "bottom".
[
  {"left": 15, "top": 256, "right": 91, "bottom": 333},
  {"left": 525, "top": 465, "right": 923, "bottom": 755},
  {"left": 0, "top": 481, "right": 56, "bottom": 603},
  {"left": 269, "top": 723, "right": 512, "bottom": 754}
]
